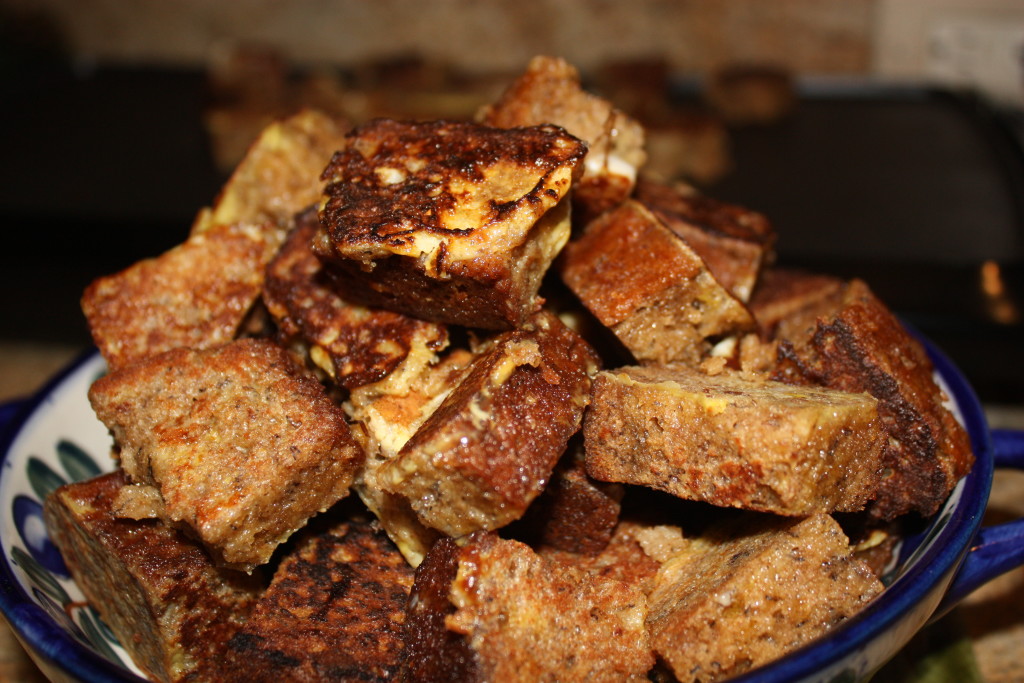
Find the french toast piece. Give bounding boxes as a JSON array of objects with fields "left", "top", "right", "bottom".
[
  {"left": 219, "top": 518, "right": 414, "bottom": 682},
  {"left": 43, "top": 471, "right": 261, "bottom": 683},
  {"left": 378, "top": 311, "right": 600, "bottom": 537},
  {"left": 647, "top": 513, "right": 882, "bottom": 683},
  {"left": 478, "top": 55, "right": 646, "bottom": 223},
  {"left": 314, "top": 118, "right": 587, "bottom": 329},
  {"left": 191, "top": 108, "right": 350, "bottom": 236},
  {"left": 747, "top": 267, "right": 846, "bottom": 339},
  {"left": 400, "top": 533, "right": 654, "bottom": 682},
  {"left": 634, "top": 178, "right": 776, "bottom": 302},
  {"left": 768, "top": 278, "right": 974, "bottom": 520},
  {"left": 560, "top": 200, "right": 754, "bottom": 366},
  {"left": 345, "top": 342, "right": 475, "bottom": 567},
  {"left": 513, "top": 445, "right": 624, "bottom": 556},
  {"left": 82, "top": 222, "right": 283, "bottom": 371},
  {"left": 584, "top": 365, "right": 885, "bottom": 515},
  {"left": 88, "top": 338, "right": 363, "bottom": 571},
  {"left": 263, "top": 208, "right": 449, "bottom": 390}
]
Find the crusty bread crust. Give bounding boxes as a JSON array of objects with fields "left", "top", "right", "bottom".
[
  {"left": 769, "top": 278, "right": 974, "bottom": 519},
  {"left": 43, "top": 471, "right": 260, "bottom": 683},
  {"left": 219, "top": 518, "right": 414, "bottom": 682}
]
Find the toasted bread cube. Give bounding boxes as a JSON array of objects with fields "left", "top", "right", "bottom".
[
  {"left": 82, "top": 222, "right": 283, "bottom": 371},
  {"left": 635, "top": 178, "right": 776, "bottom": 302},
  {"left": 560, "top": 200, "right": 754, "bottom": 366},
  {"left": 43, "top": 471, "right": 260, "bottom": 683},
  {"left": 219, "top": 518, "right": 413, "bottom": 682},
  {"left": 748, "top": 267, "right": 846, "bottom": 339},
  {"left": 647, "top": 514, "right": 882, "bottom": 683},
  {"left": 314, "top": 119, "right": 586, "bottom": 329},
  {"left": 377, "top": 312, "right": 599, "bottom": 537},
  {"left": 478, "top": 55, "right": 646, "bottom": 222},
  {"left": 769, "top": 278, "right": 974, "bottom": 519},
  {"left": 192, "top": 108, "right": 350, "bottom": 236},
  {"left": 345, "top": 341, "right": 475, "bottom": 567},
  {"left": 514, "top": 446, "right": 624, "bottom": 556},
  {"left": 88, "top": 339, "right": 363, "bottom": 571},
  {"left": 584, "top": 365, "right": 885, "bottom": 516},
  {"left": 401, "top": 533, "right": 654, "bottom": 682},
  {"left": 264, "top": 208, "right": 449, "bottom": 390}
]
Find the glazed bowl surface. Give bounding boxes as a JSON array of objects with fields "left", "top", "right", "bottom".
[{"left": 1, "top": 340, "right": 1023, "bottom": 683}]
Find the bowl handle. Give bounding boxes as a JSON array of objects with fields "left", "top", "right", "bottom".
[{"left": 935, "top": 428, "right": 1024, "bottom": 617}]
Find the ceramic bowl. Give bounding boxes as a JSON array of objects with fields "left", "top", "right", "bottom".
[{"left": 1, "top": 341, "right": 1023, "bottom": 683}]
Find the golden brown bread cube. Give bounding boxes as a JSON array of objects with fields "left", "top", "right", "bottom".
[
  {"left": 478, "top": 55, "right": 646, "bottom": 223},
  {"left": 768, "top": 277, "right": 974, "bottom": 520},
  {"left": 560, "top": 200, "right": 754, "bottom": 366},
  {"left": 584, "top": 365, "right": 886, "bottom": 516},
  {"left": 219, "top": 518, "right": 414, "bottom": 682},
  {"left": 82, "top": 222, "right": 283, "bottom": 372},
  {"left": 263, "top": 208, "right": 449, "bottom": 390},
  {"left": 88, "top": 338, "right": 364, "bottom": 571},
  {"left": 647, "top": 513, "right": 882, "bottom": 683},
  {"left": 191, "top": 108, "right": 350, "bottom": 236},
  {"left": 635, "top": 178, "right": 776, "bottom": 303},
  {"left": 400, "top": 533, "right": 654, "bottom": 682},
  {"left": 748, "top": 267, "right": 846, "bottom": 339},
  {"left": 377, "top": 311, "right": 599, "bottom": 537},
  {"left": 314, "top": 118, "right": 587, "bottom": 329},
  {"left": 43, "top": 471, "right": 261, "bottom": 683}
]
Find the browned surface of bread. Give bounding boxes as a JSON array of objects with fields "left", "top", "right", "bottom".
[
  {"left": 478, "top": 55, "right": 646, "bottom": 223},
  {"left": 514, "top": 447, "right": 624, "bottom": 556},
  {"left": 770, "top": 278, "right": 974, "bottom": 519},
  {"left": 378, "top": 312, "right": 599, "bottom": 537},
  {"left": 263, "top": 208, "right": 449, "bottom": 390},
  {"left": 748, "top": 267, "right": 846, "bottom": 339},
  {"left": 219, "top": 518, "right": 414, "bottom": 682},
  {"left": 402, "top": 532, "right": 654, "bottom": 682},
  {"left": 584, "top": 365, "right": 885, "bottom": 515},
  {"left": 540, "top": 519, "right": 664, "bottom": 596},
  {"left": 647, "top": 514, "right": 882, "bottom": 683},
  {"left": 191, "top": 108, "right": 350, "bottom": 235},
  {"left": 43, "top": 471, "right": 260, "bottom": 683},
  {"left": 397, "top": 537, "right": 479, "bottom": 683},
  {"left": 82, "top": 222, "right": 283, "bottom": 372},
  {"left": 346, "top": 346, "right": 475, "bottom": 566},
  {"left": 634, "top": 178, "right": 776, "bottom": 302},
  {"left": 560, "top": 200, "right": 754, "bottom": 366},
  {"left": 88, "top": 338, "right": 363, "bottom": 571},
  {"left": 314, "top": 119, "right": 586, "bottom": 329}
]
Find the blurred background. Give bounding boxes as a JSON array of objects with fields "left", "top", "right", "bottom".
[
  {"left": 0, "top": 0, "right": 1022, "bottom": 680},
  {"left": 1, "top": 0, "right": 1022, "bottom": 402}
]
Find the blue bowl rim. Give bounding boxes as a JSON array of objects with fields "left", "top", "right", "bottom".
[{"left": 0, "top": 340, "right": 994, "bottom": 683}]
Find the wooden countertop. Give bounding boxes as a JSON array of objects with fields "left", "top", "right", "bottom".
[{"left": 1, "top": 342, "right": 1022, "bottom": 683}]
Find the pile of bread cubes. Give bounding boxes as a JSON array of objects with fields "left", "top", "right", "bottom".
[{"left": 45, "top": 56, "right": 973, "bottom": 683}]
